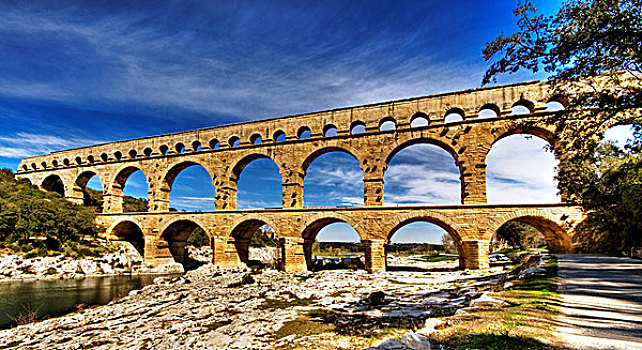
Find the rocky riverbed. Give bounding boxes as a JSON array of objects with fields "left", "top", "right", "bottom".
[
  {"left": 0, "top": 262, "right": 510, "bottom": 350},
  {"left": 0, "top": 243, "right": 184, "bottom": 282}
]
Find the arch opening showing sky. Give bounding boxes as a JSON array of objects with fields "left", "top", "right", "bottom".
[
  {"left": 122, "top": 170, "right": 148, "bottom": 200},
  {"left": 384, "top": 144, "right": 460, "bottom": 205},
  {"left": 389, "top": 222, "right": 448, "bottom": 245},
  {"left": 603, "top": 124, "right": 637, "bottom": 150},
  {"left": 236, "top": 158, "right": 282, "bottom": 210},
  {"left": 303, "top": 152, "right": 363, "bottom": 207},
  {"left": 486, "top": 134, "right": 559, "bottom": 204},
  {"left": 86, "top": 175, "right": 103, "bottom": 192},
  {"left": 168, "top": 165, "right": 215, "bottom": 211},
  {"left": 316, "top": 222, "right": 360, "bottom": 243}
]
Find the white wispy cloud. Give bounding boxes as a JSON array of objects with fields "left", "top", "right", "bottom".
[
  {"left": 0, "top": 3, "right": 485, "bottom": 125},
  {"left": 486, "top": 135, "right": 560, "bottom": 204},
  {"left": 169, "top": 196, "right": 216, "bottom": 211},
  {"left": 0, "top": 132, "right": 103, "bottom": 159}
]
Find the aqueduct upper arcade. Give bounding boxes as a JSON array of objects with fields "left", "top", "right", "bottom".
[{"left": 16, "top": 80, "right": 587, "bottom": 271}]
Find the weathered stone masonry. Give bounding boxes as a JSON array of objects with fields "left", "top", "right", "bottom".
[{"left": 16, "top": 80, "right": 587, "bottom": 272}]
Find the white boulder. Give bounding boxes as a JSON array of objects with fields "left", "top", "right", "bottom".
[
  {"left": 400, "top": 332, "right": 431, "bottom": 350},
  {"left": 79, "top": 260, "right": 99, "bottom": 275},
  {"left": 378, "top": 340, "right": 411, "bottom": 349},
  {"left": 470, "top": 292, "right": 505, "bottom": 307}
]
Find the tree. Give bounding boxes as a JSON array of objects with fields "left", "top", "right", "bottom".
[
  {"left": 187, "top": 227, "right": 210, "bottom": 247},
  {"left": 0, "top": 169, "right": 102, "bottom": 246},
  {"left": 483, "top": 0, "right": 641, "bottom": 157},
  {"left": 495, "top": 221, "right": 545, "bottom": 251},
  {"left": 441, "top": 234, "right": 457, "bottom": 254},
  {"left": 483, "top": 0, "right": 642, "bottom": 253}
]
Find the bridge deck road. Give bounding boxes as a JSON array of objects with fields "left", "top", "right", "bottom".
[{"left": 554, "top": 255, "right": 642, "bottom": 350}]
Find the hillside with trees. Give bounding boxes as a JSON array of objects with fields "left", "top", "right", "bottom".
[{"left": 0, "top": 169, "right": 107, "bottom": 257}]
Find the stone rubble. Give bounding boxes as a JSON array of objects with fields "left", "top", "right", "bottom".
[{"left": 0, "top": 262, "right": 509, "bottom": 350}]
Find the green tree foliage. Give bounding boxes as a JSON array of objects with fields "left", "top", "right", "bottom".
[
  {"left": 386, "top": 243, "right": 444, "bottom": 257},
  {"left": 187, "top": 226, "right": 210, "bottom": 247},
  {"left": 250, "top": 227, "right": 279, "bottom": 247},
  {"left": 495, "top": 221, "right": 546, "bottom": 251},
  {"left": 579, "top": 142, "right": 642, "bottom": 251},
  {"left": 83, "top": 187, "right": 148, "bottom": 213},
  {"left": 311, "top": 241, "right": 364, "bottom": 256},
  {"left": 483, "top": 0, "right": 641, "bottom": 253},
  {"left": 483, "top": 0, "right": 641, "bottom": 156},
  {"left": 0, "top": 168, "right": 102, "bottom": 246},
  {"left": 441, "top": 234, "right": 457, "bottom": 254},
  {"left": 123, "top": 196, "right": 149, "bottom": 213}
]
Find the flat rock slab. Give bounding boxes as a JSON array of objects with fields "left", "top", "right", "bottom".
[{"left": 555, "top": 255, "right": 642, "bottom": 350}]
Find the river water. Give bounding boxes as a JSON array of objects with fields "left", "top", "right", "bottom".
[{"left": 0, "top": 275, "right": 165, "bottom": 329}]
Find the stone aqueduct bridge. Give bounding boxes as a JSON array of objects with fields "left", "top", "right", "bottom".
[{"left": 16, "top": 80, "right": 586, "bottom": 272}]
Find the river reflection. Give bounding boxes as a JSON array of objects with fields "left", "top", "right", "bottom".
[{"left": 0, "top": 275, "right": 170, "bottom": 329}]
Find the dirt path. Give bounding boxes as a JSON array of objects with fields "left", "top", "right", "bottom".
[{"left": 555, "top": 255, "right": 642, "bottom": 350}]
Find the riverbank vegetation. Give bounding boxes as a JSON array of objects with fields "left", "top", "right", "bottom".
[
  {"left": 0, "top": 169, "right": 109, "bottom": 257},
  {"left": 434, "top": 256, "right": 561, "bottom": 349}
]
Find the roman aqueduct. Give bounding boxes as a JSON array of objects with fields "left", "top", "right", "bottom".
[{"left": 16, "top": 80, "right": 588, "bottom": 272}]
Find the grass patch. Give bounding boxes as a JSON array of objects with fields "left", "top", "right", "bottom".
[
  {"left": 456, "top": 331, "right": 545, "bottom": 350},
  {"left": 493, "top": 248, "right": 527, "bottom": 255},
  {"left": 262, "top": 297, "right": 315, "bottom": 309},
  {"left": 261, "top": 292, "right": 316, "bottom": 309},
  {"left": 415, "top": 254, "right": 459, "bottom": 262},
  {"left": 433, "top": 255, "right": 562, "bottom": 349},
  {"left": 275, "top": 311, "right": 335, "bottom": 339}
]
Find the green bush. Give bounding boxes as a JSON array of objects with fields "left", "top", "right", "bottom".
[{"left": 37, "top": 246, "right": 48, "bottom": 257}]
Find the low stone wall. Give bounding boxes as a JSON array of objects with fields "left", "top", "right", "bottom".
[{"left": 249, "top": 247, "right": 279, "bottom": 264}]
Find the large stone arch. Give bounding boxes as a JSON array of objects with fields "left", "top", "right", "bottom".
[
  {"left": 301, "top": 146, "right": 364, "bottom": 174},
  {"left": 490, "top": 124, "right": 557, "bottom": 149},
  {"left": 227, "top": 152, "right": 283, "bottom": 209},
  {"left": 158, "top": 160, "right": 216, "bottom": 212},
  {"left": 41, "top": 174, "right": 66, "bottom": 197},
  {"left": 384, "top": 137, "right": 460, "bottom": 167},
  {"left": 300, "top": 146, "right": 365, "bottom": 207},
  {"left": 301, "top": 214, "right": 364, "bottom": 241},
  {"left": 488, "top": 209, "right": 575, "bottom": 254},
  {"left": 103, "top": 164, "right": 152, "bottom": 213},
  {"left": 300, "top": 215, "right": 364, "bottom": 270},
  {"left": 162, "top": 160, "right": 215, "bottom": 189},
  {"left": 159, "top": 219, "right": 208, "bottom": 264},
  {"left": 230, "top": 152, "right": 282, "bottom": 182},
  {"left": 229, "top": 217, "right": 280, "bottom": 265},
  {"left": 108, "top": 219, "right": 145, "bottom": 256},
  {"left": 111, "top": 165, "right": 149, "bottom": 189},
  {"left": 72, "top": 170, "right": 104, "bottom": 208},
  {"left": 383, "top": 138, "right": 463, "bottom": 205},
  {"left": 384, "top": 213, "right": 466, "bottom": 268},
  {"left": 385, "top": 212, "right": 463, "bottom": 243},
  {"left": 105, "top": 165, "right": 149, "bottom": 213},
  {"left": 485, "top": 124, "right": 561, "bottom": 204},
  {"left": 229, "top": 214, "right": 280, "bottom": 239}
]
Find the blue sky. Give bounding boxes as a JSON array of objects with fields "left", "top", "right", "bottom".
[{"left": 2, "top": 0, "right": 617, "bottom": 244}]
